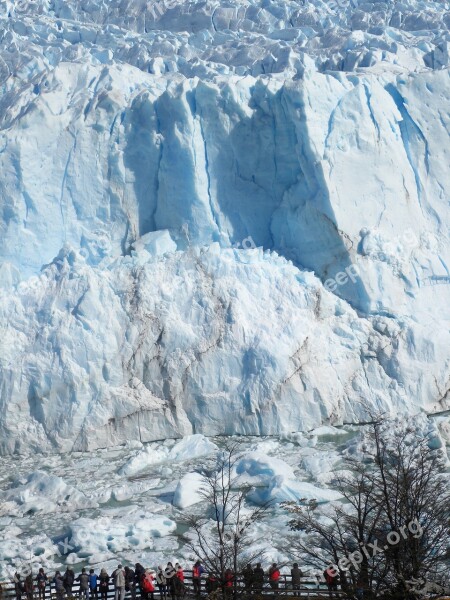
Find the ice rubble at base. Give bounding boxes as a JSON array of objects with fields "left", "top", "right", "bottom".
[
  {"left": 0, "top": 420, "right": 448, "bottom": 577},
  {"left": 67, "top": 507, "right": 177, "bottom": 564}
]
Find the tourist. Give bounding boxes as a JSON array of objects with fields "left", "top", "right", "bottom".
[
  {"left": 124, "top": 567, "right": 136, "bottom": 600},
  {"left": 164, "top": 563, "right": 176, "bottom": 600},
  {"left": 89, "top": 569, "right": 99, "bottom": 600},
  {"left": 242, "top": 565, "right": 254, "bottom": 596},
  {"left": 24, "top": 574, "right": 34, "bottom": 600},
  {"left": 13, "top": 573, "right": 23, "bottom": 600},
  {"left": 54, "top": 572, "right": 65, "bottom": 600},
  {"left": 253, "top": 564, "right": 264, "bottom": 593},
  {"left": 155, "top": 567, "right": 167, "bottom": 600},
  {"left": 268, "top": 564, "right": 280, "bottom": 594},
  {"left": 291, "top": 564, "right": 303, "bottom": 591},
  {"left": 99, "top": 569, "right": 110, "bottom": 600},
  {"left": 192, "top": 561, "right": 204, "bottom": 598},
  {"left": 64, "top": 568, "right": 75, "bottom": 597},
  {"left": 112, "top": 565, "right": 126, "bottom": 600},
  {"left": 77, "top": 568, "right": 90, "bottom": 600},
  {"left": 141, "top": 569, "right": 155, "bottom": 600},
  {"left": 37, "top": 569, "right": 48, "bottom": 600}
]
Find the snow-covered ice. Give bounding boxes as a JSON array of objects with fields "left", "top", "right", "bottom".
[
  {"left": 233, "top": 452, "right": 296, "bottom": 486},
  {"left": 119, "top": 435, "right": 218, "bottom": 476},
  {"left": 0, "top": 0, "right": 449, "bottom": 583},
  {"left": 172, "top": 472, "right": 205, "bottom": 509},
  {"left": 0, "top": 425, "right": 448, "bottom": 578}
]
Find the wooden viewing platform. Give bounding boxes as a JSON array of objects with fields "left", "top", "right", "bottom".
[{"left": 0, "top": 575, "right": 345, "bottom": 600}]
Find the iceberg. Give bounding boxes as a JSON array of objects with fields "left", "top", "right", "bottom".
[
  {"left": 249, "top": 476, "right": 342, "bottom": 505},
  {"left": 233, "top": 452, "right": 296, "bottom": 486},
  {"left": 173, "top": 472, "right": 205, "bottom": 509},
  {"left": 119, "top": 435, "right": 218, "bottom": 476}
]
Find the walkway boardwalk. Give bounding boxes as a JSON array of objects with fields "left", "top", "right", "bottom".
[{"left": 0, "top": 575, "right": 345, "bottom": 600}]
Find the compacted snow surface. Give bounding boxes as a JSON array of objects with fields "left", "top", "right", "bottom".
[{"left": 0, "top": 0, "right": 450, "bottom": 578}]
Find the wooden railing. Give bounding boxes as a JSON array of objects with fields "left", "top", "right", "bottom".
[{"left": 0, "top": 574, "right": 345, "bottom": 600}]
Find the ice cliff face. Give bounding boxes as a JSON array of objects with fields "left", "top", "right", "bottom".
[{"left": 0, "top": 0, "right": 449, "bottom": 454}]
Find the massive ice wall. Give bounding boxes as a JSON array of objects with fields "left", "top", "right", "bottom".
[{"left": 0, "top": 0, "right": 449, "bottom": 453}]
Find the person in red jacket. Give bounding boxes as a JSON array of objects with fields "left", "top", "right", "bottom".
[
  {"left": 224, "top": 570, "right": 233, "bottom": 599},
  {"left": 174, "top": 567, "right": 185, "bottom": 600},
  {"left": 141, "top": 570, "right": 155, "bottom": 600},
  {"left": 192, "top": 562, "right": 205, "bottom": 598},
  {"left": 268, "top": 564, "right": 280, "bottom": 595},
  {"left": 323, "top": 567, "right": 339, "bottom": 598}
]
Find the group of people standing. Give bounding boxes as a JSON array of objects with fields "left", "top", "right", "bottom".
[
  {"left": 11, "top": 561, "right": 311, "bottom": 600},
  {"left": 12, "top": 562, "right": 201, "bottom": 600}
]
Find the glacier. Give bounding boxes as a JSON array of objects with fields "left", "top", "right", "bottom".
[{"left": 0, "top": 0, "right": 450, "bottom": 454}]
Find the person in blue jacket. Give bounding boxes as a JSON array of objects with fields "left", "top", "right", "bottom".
[{"left": 89, "top": 570, "right": 99, "bottom": 600}]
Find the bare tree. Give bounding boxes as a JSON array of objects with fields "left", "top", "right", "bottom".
[
  {"left": 182, "top": 442, "right": 271, "bottom": 598},
  {"left": 283, "top": 415, "right": 450, "bottom": 600},
  {"left": 370, "top": 417, "right": 450, "bottom": 598}
]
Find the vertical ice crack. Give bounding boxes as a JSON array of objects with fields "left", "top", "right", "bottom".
[
  {"left": 197, "top": 102, "right": 221, "bottom": 235},
  {"left": 363, "top": 83, "right": 380, "bottom": 141},
  {"left": 59, "top": 128, "right": 77, "bottom": 241},
  {"left": 385, "top": 83, "right": 430, "bottom": 214}
]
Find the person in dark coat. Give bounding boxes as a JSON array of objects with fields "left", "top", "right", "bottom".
[
  {"left": 253, "top": 564, "right": 264, "bottom": 593},
  {"left": 99, "top": 569, "right": 110, "bottom": 600},
  {"left": 291, "top": 564, "right": 303, "bottom": 591},
  {"left": 134, "top": 565, "right": 145, "bottom": 600},
  {"left": 242, "top": 565, "right": 254, "bottom": 596},
  {"left": 24, "top": 574, "right": 34, "bottom": 600},
  {"left": 54, "top": 572, "right": 65, "bottom": 600},
  {"left": 13, "top": 573, "right": 23, "bottom": 600},
  {"left": 77, "top": 568, "right": 90, "bottom": 600},
  {"left": 124, "top": 567, "right": 136, "bottom": 600},
  {"left": 64, "top": 568, "right": 75, "bottom": 597},
  {"left": 205, "top": 575, "right": 218, "bottom": 598}
]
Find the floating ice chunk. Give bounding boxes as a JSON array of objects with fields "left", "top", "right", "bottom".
[
  {"left": 118, "top": 446, "right": 169, "bottom": 476},
  {"left": 249, "top": 476, "right": 341, "bottom": 505},
  {"left": 168, "top": 435, "right": 218, "bottom": 462},
  {"left": 233, "top": 452, "right": 296, "bottom": 486},
  {"left": 112, "top": 479, "right": 161, "bottom": 502},
  {"left": 173, "top": 472, "right": 205, "bottom": 509},
  {"left": 301, "top": 449, "right": 340, "bottom": 480},
  {"left": 119, "top": 435, "right": 218, "bottom": 476},
  {"left": 1, "top": 471, "right": 95, "bottom": 516}
]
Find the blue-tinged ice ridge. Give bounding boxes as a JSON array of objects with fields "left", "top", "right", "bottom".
[{"left": 0, "top": 0, "right": 449, "bottom": 453}]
